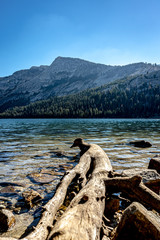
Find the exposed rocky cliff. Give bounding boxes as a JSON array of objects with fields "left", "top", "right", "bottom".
[{"left": 0, "top": 56, "right": 160, "bottom": 112}]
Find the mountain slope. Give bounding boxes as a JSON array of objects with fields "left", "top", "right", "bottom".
[
  {"left": 0, "top": 57, "right": 160, "bottom": 112},
  {"left": 1, "top": 71, "right": 160, "bottom": 118}
]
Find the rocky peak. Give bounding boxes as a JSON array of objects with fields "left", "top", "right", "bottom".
[
  {"left": 49, "top": 56, "right": 113, "bottom": 78},
  {"left": 1, "top": 56, "right": 160, "bottom": 112}
]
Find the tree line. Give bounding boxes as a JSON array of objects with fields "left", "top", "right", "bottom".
[{"left": 0, "top": 82, "right": 159, "bottom": 118}]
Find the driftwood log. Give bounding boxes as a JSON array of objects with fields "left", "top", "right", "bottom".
[
  {"left": 148, "top": 156, "right": 160, "bottom": 174},
  {"left": 112, "top": 202, "right": 160, "bottom": 240},
  {"left": 0, "top": 138, "right": 160, "bottom": 240}
]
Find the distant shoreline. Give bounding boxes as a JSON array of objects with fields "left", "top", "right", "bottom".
[{"left": 0, "top": 117, "right": 160, "bottom": 120}]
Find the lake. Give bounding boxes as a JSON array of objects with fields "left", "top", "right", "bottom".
[
  {"left": 0, "top": 118, "right": 160, "bottom": 183},
  {"left": 0, "top": 118, "right": 160, "bottom": 237}
]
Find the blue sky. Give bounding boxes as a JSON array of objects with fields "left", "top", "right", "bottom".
[{"left": 0, "top": 0, "right": 160, "bottom": 77}]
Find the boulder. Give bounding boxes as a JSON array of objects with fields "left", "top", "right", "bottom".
[
  {"left": 0, "top": 209, "right": 16, "bottom": 232},
  {"left": 129, "top": 140, "right": 152, "bottom": 148},
  {"left": 113, "top": 202, "right": 160, "bottom": 240}
]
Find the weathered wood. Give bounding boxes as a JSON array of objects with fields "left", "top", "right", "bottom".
[
  {"left": 145, "top": 179, "right": 160, "bottom": 195},
  {"left": 48, "top": 139, "right": 112, "bottom": 240},
  {"left": 23, "top": 152, "right": 91, "bottom": 240},
  {"left": 113, "top": 202, "right": 160, "bottom": 240},
  {"left": 103, "top": 176, "right": 160, "bottom": 213},
  {"left": 47, "top": 140, "right": 160, "bottom": 240},
  {"left": 122, "top": 168, "right": 160, "bottom": 194},
  {"left": 0, "top": 139, "right": 160, "bottom": 240},
  {"left": 148, "top": 156, "right": 160, "bottom": 174},
  {"left": 48, "top": 177, "right": 106, "bottom": 240},
  {"left": 0, "top": 238, "right": 17, "bottom": 240},
  {"left": 0, "top": 151, "right": 91, "bottom": 240}
]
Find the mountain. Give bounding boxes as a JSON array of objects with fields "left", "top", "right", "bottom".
[
  {"left": 0, "top": 56, "right": 160, "bottom": 112},
  {"left": 1, "top": 70, "right": 160, "bottom": 118}
]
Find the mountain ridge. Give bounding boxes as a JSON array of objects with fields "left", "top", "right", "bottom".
[{"left": 0, "top": 56, "right": 160, "bottom": 112}]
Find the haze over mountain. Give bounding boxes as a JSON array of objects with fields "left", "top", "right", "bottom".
[{"left": 0, "top": 56, "right": 160, "bottom": 112}]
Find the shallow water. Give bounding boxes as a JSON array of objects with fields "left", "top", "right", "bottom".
[
  {"left": 0, "top": 118, "right": 160, "bottom": 181},
  {"left": 0, "top": 118, "right": 160, "bottom": 237}
]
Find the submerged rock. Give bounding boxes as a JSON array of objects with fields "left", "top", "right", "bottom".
[
  {"left": 28, "top": 172, "right": 57, "bottom": 184},
  {"left": 0, "top": 186, "right": 15, "bottom": 193},
  {"left": 0, "top": 209, "right": 16, "bottom": 232},
  {"left": 50, "top": 150, "right": 67, "bottom": 158},
  {"left": 0, "top": 212, "right": 34, "bottom": 238},
  {"left": 0, "top": 182, "right": 25, "bottom": 187},
  {"left": 22, "top": 189, "right": 42, "bottom": 208},
  {"left": 129, "top": 140, "right": 152, "bottom": 148},
  {"left": 58, "top": 164, "right": 73, "bottom": 172}
]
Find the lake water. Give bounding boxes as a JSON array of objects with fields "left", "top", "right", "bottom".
[
  {"left": 0, "top": 118, "right": 160, "bottom": 182},
  {"left": 0, "top": 118, "right": 160, "bottom": 237}
]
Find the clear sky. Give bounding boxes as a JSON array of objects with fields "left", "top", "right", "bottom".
[{"left": 0, "top": 0, "right": 160, "bottom": 77}]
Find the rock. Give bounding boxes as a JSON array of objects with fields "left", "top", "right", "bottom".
[
  {"left": 129, "top": 140, "right": 152, "bottom": 148},
  {"left": 122, "top": 169, "right": 160, "bottom": 194},
  {"left": 148, "top": 156, "right": 160, "bottom": 174},
  {"left": 0, "top": 209, "right": 16, "bottom": 232},
  {"left": 122, "top": 169, "right": 160, "bottom": 184},
  {"left": 0, "top": 182, "right": 25, "bottom": 187},
  {"left": 28, "top": 172, "right": 57, "bottom": 184},
  {"left": 112, "top": 202, "right": 160, "bottom": 240},
  {"left": 50, "top": 150, "right": 66, "bottom": 157},
  {"left": 58, "top": 164, "right": 73, "bottom": 172},
  {"left": 22, "top": 189, "right": 42, "bottom": 208},
  {"left": 0, "top": 197, "right": 12, "bottom": 208},
  {"left": 33, "top": 154, "right": 45, "bottom": 159},
  {"left": 0, "top": 186, "right": 15, "bottom": 193},
  {"left": 1, "top": 57, "right": 160, "bottom": 114},
  {"left": 0, "top": 212, "right": 34, "bottom": 239},
  {"left": 40, "top": 168, "right": 56, "bottom": 175}
]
